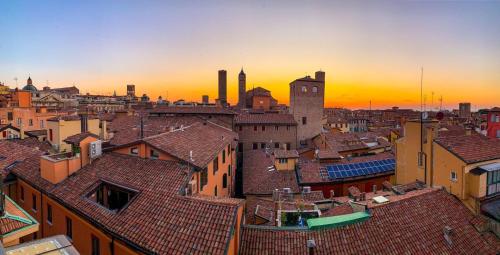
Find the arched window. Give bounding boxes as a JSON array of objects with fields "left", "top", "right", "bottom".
[
  {"left": 312, "top": 86, "right": 318, "bottom": 93},
  {"left": 222, "top": 173, "right": 228, "bottom": 188},
  {"left": 301, "top": 86, "right": 307, "bottom": 93}
]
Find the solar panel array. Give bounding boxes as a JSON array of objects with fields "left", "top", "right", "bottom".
[{"left": 326, "top": 158, "right": 395, "bottom": 179}]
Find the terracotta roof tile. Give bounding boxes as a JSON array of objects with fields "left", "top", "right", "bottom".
[
  {"left": 144, "top": 121, "right": 237, "bottom": 169},
  {"left": 235, "top": 113, "right": 297, "bottom": 125},
  {"left": 240, "top": 190, "right": 499, "bottom": 254},
  {"left": 150, "top": 106, "right": 236, "bottom": 115},
  {"left": 243, "top": 150, "right": 300, "bottom": 195},
  {"left": 434, "top": 134, "right": 500, "bottom": 163},
  {"left": 63, "top": 132, "right": 99, "bottom": 145},
  {"left": 12, "top": 153, "right": 240, "bottom": 254}
]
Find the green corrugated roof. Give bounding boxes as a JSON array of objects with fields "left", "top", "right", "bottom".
[{"left": 307, "top": 211, "right": 370, "bottom": 230}]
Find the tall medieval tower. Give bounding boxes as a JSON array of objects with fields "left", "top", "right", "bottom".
[
  {"left": 238, "top": 69, "right": 246, "bottom": 108},
  {"left": 289, "top": 71, "right": 325, "bottom": 146}
]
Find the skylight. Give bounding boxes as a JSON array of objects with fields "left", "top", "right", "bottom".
[{"left": 87, "top": 181, "right": 138, "bottom": 212}]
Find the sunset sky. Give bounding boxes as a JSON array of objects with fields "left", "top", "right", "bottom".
[{"left": 1, "top": 0, "right": 499, "bottom": 110}]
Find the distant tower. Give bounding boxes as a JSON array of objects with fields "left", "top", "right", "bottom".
[
  {"left": 202, "top": 95, "right": 209, "bottom": 104},
  {"left": 238, "top": 68, "right": 246, "bottom": 108},
  {"left": 127, "top": 84, "right": 136, "bottom": 98},
  {"left": 289, "top": 71, "right": 325, "bottom": 146},
  {"left": 27, "top": 76, "right": 33, "bottom": 85},
  {"left": 218, "top": 70, "right": 227, "bottom": 107},
  {"left": 459, "top": 102, "right": 471, "bottom": 119}
]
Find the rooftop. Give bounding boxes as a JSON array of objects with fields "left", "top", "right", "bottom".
[
  {"left": 12, "top": 153, "right": 242, "bottom": 254},
  {"left": 0, "top": 140, "right": 44, "bottom": 178},
  {"left": 240, "top": 189, "right": 499, "bottom": 254},
  {"left": 235, "top": 113, "right": 297, "bottom": 125},
  {"left": 63, "top": 132, "right": 99, "bottom": 145},
  {"left": 243, "top": 150, "right": 300, "bottom": 195},
  {"left": 434, "top": 133, "right": 500, "bottom": 164},
  {"left": 150, "top": 106, "right": 236, "bottom": 115},
  {"left": 143, "top": 121, "right": 238, "bottom": 169}
]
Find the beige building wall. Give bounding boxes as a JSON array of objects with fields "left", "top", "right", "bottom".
[{"left": 48, "top": 118, "right": 101, "bottom": 152}]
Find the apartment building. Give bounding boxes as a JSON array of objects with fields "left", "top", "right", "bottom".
[
  {"left": 235, "top": 113, "right": 297, "bottom": 152},
  {"left": 6, "top": 134, "right": 244, "bottom": 254},
  {"left": 396, "top": 120, "right": 500, "bottom": 213},
  {"left": 47, "top": 115, "right": 103, "bottom": 152}
]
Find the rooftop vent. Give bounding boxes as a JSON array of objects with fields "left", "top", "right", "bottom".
[
  {"left": 443, "top": 226, "right": 453, "bottom": 246},
  {"left": 303, "top": 186, "right": 311, "bottom": 194},
  {"left": 307, "top": 239, "right": 316, "bottom": 255}
]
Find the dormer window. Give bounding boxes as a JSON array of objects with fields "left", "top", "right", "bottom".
[{"left": 87, "top": 181, "right": 138, "bottom": 212}]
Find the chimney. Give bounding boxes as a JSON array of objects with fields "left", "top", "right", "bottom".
[
  {"left": 80, "top": 114, "right": 88, "bottom": 133},
  {"left": 443, "top": 226, "right": 453, "bottom": 246},
  {"left": 307, "top": 239, "right": 316, "bottom": 255},
  {"left": 314, "top": 71, "right": 325, "bottom": 82},
  {"left": 330, "top": 190, "right": 335, "bottom": 199},
  {"left": 465, "top": 128, "right": 472, "bottom": 136},
  {"left": 19, "top": 123, "right": 25, "bottom": 139},
  {"left": 372, "top": 184, "right": 377, "bottom": 194},
  {"left": 140, "top": 116, "right": 144, "bottom": 139}
]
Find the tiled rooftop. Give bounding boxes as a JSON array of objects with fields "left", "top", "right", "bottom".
[
  {"left": 108, "top": 115, "right": 228, "bottom": 146},
  {"left": 0, "top": 140, "right": 44, "bottom": 178},
  {"left": 243, "top": 150, "right": 300, "bottom": 195},
  {"left": 434, "top": 133, "right": 500, "bottom": 164},
  {"left": 240, "top": 189, "right": 499, "bottom": 254},
  {"left": 235, "top": 113, "right": 297, "bottom": 125},
  {"left": 63, "top": 132, "right": 99, "bottom": 145},
  {"left": 143, "top": 121, "right": 238, "bottom": 169},
  {"left": 12, "top": 153, "right": 242, "bottom": 254},
  {"left": 150, "top": 106, "right": 236, "bottom": 115},
  {"left": 273, "top": 149, "right": 299, "bottom": 159}
]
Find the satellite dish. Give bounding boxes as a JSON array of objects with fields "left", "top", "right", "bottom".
[{"left": 422, "top": 112, "right": 429, "bottom": 120}]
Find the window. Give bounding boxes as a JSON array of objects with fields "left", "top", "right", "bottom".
[
  {"left": 302, "top": 117, "right": 307, "bottom": 125},
  {"left": 487, "top": 170, "right": 500, "bottom": 196},
  {"left": 66, "top": 217, "right": 73, "bottom": 240},
  {"left": 279, "top": 158, "right": 288, "bottom": 164},
  {"left": 214, "top": 186, "right": 218, "bottom": 196},
  {"left": 130, "top": 147, "right": 138, "bottom": 155},
  {"left": 497, "top": 130, "right": 500, "bottom": 138},
  {"left": 497, "top": 116, "right": 500, "bottom": 122},
  {"left": 228, "top": 144, "right": 231, "bottom": 155},
  {"left": 222, "top": 174, "right": 227, "bottom": 188},
  {"left": 150, "top": 149, "right": 159, "bottom": 159},
  {"left": 312, "top": 86, "right": 318, "bottom": 93},
  {"left": 275, "top": 142, "right": 280, "bottom": 149},
  {"left": 262, "top": 126, "right": 265, "bottom": 131},
  {"left": 17, "top": 118, "right": 22, "bottom": 126},
  {"left": 29, "top": 119, "right": 33, "bottom": 126},
  {"left": 239, "top": 126, "right": 242, "bottom": 131},
  {"left": 228, "top": 165, "right": 231, "bottom": 176},
  {"left": 47, "top": 204, "right": 52, "bottom": 224},
  {"left": 222, "top": 149, "right": 226, "bottom": 163},
  {"left": 213, "top": 157, "right": 219, "bottom": 174},
  {"left": 301, "top": 86, "right": 307, "bottom": 92},
  {"left": 253, "top": 143, "right": 258, "bottom": 150},
  {"left": 254, "top": 126, "right": 257, "bottom": 131},
  {"left": 32, "top": 194, "right": 37, "bottom": 211},
  {"left": 7, "top": 112, "right": 13, "bottom": 121},
  {"left": 49, "top": 129, "right": 53, "bottom": 141},
  {"left": 87, "top": 181, "right": 138, "bottom": 212},
  {"left": 200, "top": 168, "right": 208, "bottom": 191},
  {"left": 261, "top": 143, "right": 266, "bottom": 149},
  {"left": 40, "top": 120, "right": 44, "bottom": 128},
  {"left": 20, "top": 186, "right": 24, "bottom": 201},
  {"left": 275, "top": 126, "right": 279, "bottom": 131},
  {"left": 450, "top": 171, "right": 457, "bottom": 182},
  {"left": 91, "top": 235, "right": 100, "bottom": 255},
  {"left": 286, "top": 143, "right": 291, "bottom": 150}
]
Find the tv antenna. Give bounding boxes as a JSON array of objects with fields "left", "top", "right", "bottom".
[{"left": 13, "top": 77, "right": 18, "bottom": 87}]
